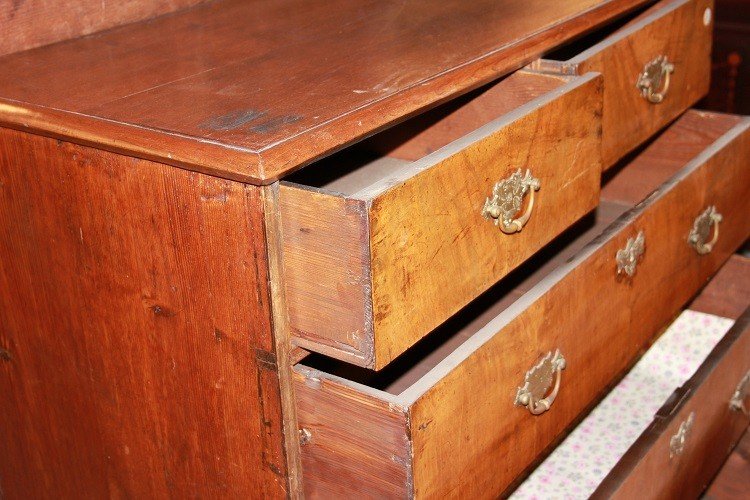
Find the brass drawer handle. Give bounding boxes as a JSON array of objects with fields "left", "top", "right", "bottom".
[
  {"left": 730, "top": 370, "right": 750, "bottom": 417},
  {"left": 636, "top": 55, "right": 675, "bottom": 104},
  {"left": 688, "top": 205, "right": 722, "bottom": 255},
  {"left": 482, "top": 168, "right": 541, "bottom": 234},
  {"left": 616, "top": 231, "right": 645, "bottom": 277},
  {"left": 515, "top": 350, "right": 566, "bottom": 415},
  {"left": 669, "top": 411, "right": 695, "bottom": 458}
]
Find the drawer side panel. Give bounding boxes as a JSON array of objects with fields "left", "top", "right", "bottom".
[
  {"left": 293, "top": 369, "right": 411, "bottom": 499},
  {"left": 280, "top": 185, "right": 374, "bottom": 366}
]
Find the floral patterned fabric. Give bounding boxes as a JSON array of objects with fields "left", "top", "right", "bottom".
[{"left": 510, "top": 310, "right": 734, "bottom": 500}]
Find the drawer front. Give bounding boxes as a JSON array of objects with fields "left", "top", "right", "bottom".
[
  {"left": 293, "top": 112, "right": 750, "bottom": 498},
  {"left": 595, "top": 308, "right": 750, "bottom": 499},
  {"left": 532, "top": 0, "right": 713, "bottom": 167},
  {"left": 281, "top": 72, "right": 602, "bottom": 369},
  {"left": 409, "top": 115, "right": 750, "bottom": 498}
]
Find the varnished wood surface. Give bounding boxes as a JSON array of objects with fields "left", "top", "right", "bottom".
[
  {"left": 594, "top": 302, "right": 750, "bottom": 499},
  {"left": 293, "top": 111, "right": 750, "bottom": 497},
  {"left": 690, "top": 255, "right": 750, "bottom": 320},
  {"left": 0, "top": 0, "right": 651, "bottom": 183},
  {"left": 530, "top": 0, "right": 713, "bottom": 168},
  {"left": 0, "top": 129, "right": 288, "bottom": 498},
  {"left": 0, "top": 0, "right": 206, "bottom": 57},
  {"left": 295, "top": 111, "right": 750, "bottom": 497},
  {"left": 281, "top": 72, "right": 602, "bottom": 369},
  {"left": 294, "top": 372, "right": 412, "bottom": 498},
  {"left": 705, "top": 427, "right": 750, "bottom": 499}
]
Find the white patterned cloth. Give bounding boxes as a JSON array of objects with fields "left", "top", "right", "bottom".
[{"left": 510, "top": 310, "right": 734, "bottom": 500}]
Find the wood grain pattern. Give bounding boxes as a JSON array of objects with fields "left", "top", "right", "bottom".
[
  {"left": 0, "top": 0, "right": 205, "bottom": 57},
  {"left": 409, "top": 112, "right": 749, "bottom": 498},
  {"left": 293, "top": 111, "right": 750, "bottom": 497},
  {"left": 0, "top": 128, "right": 287, "bottom": 498},
  {"left": 0, "top": 0, "right": 650, "bottom": 183},
  {"left": 705, "top": 427, "right": 750, "bottom": 499},
  {"left": 281, "top": 72, "right": 602, "bottom": 369},
  {"left": 594, "top": 305, "right": 750, "bottom": 499},
  {"left": 530, "top": 0, "right": 712, "bottom": 168},
  {"left": 262, "top": 184, "right": 304, "bottom": 497},
  {"left": 293, "top": 368, "right": 411, "bottom": 499},
  {"left": 689, "top": 255, "right": 750, "bottom": 320}
]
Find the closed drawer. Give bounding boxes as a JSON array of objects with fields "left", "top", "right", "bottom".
[
  {"left": 511, "top": 257, "right": 750, "bottom": 499},
  {"left": 529, "top": 0, "right": 713, "bottom": 168},
  {"left": 281, "top": 71, "right": 602, "bottom": 369},
  {"left": 293, "top": 110, "right": 750, "bottom": 498}
]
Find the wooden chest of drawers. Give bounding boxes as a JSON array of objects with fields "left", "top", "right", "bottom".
[{"left": 0, "top": 0, "right": 747, "bottom": 498}]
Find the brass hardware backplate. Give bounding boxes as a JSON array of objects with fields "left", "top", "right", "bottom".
[
  {"left": 688, "top": 205, "right": 722, "bottom": 255},
  {"left": 515, "top": 349, "right": 566, "bottom": 415},
  {"left": 636, "top": 55, "right": 675, "bottom": 104},
  {"left": 669, "top": 412, "right": 694, "bottom": 458},
  {"left": 616, "top": 231, "right": 645, "bottom": 277},
  {"left": 730, "top": 370, "right": 750, "bottom": 416},
  {"left": 482, "top": 168, "right": 540, "bottom": 234}
]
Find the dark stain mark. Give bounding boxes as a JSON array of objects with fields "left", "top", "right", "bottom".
[
  {"left": 299, "top": 227, "right": 311, "bottom": 234},
  {"left": 0, "top": 348, "right": 11, "bottom": 362},
  {"left": 214, "top": 328, "right": 225, "bottom": 343},
  {"left": 248, "top": 115, "right": 302, "bottom": 134},
  {"left": 151, "top": 304, "right": 177, "bottom": 318},
  {"left": 418, "top": 419, "right": 433, "bottom": 431},
  {"left": 255, "top": 349, "right": 277, "bottom": 370},
  {"left": 200, "top": 109, "right": 302, "bottom": 135},
  {"left": 200, "top": 109, "right": 266, "bottom": 131}
]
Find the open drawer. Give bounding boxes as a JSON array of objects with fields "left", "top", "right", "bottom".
[
  {"left": 511, "top": 256, "right": 750, "bottom": 499},
  {"left": 293, "top": 110, "right": 750, "bottom": 498},
  {"left": 528, "top": 0, "right": 713, "bottom": 168},
  {"left": 280, "top": 71, "right": 602, "bottom": 369}
]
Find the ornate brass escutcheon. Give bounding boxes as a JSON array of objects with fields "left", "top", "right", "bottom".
[
  {"left": 669, "top": 412, "right": 695, "bottom": 458},
  {"left": 688, "top": 205, "right": 722, "bottom": 255},
  {"left": 482, "top": 168, "right": 541, "bottom": 234},
  {"left": 729, "top": 370, "right": 750, "bottom": 417},
  {"left": 616, "top": 231, "right": 645, "bottom": 277},
  {"left": 515, "top": 350, "right": 566, "bottom": 416},
  {"left": 636, "top": 55, "right": 675, "bottom": 104}
]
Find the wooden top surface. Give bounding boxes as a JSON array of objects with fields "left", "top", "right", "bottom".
[{"left": 0, "top": 0, "right": 648, "bottom": 183}]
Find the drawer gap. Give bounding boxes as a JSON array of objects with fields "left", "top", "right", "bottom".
[
  {"left": 284, "top": 71, "right": 570, "bottom": 196},
  {"left": 540, "top": 2, "right": 651, "bottom": 64}
]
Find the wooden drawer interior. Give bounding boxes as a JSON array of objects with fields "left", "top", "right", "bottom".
[
  {"left": 511, "top": 256, "right": 750, "bottom": 499},
  {"left": 281, "top": 70, "right": 602, "bottom": 369},
  {"left": 293, "top": 110, "right": 750, "bottom": 498},
  {"left": 530, "top": 0, "right": 713, "bottom": 168}
]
